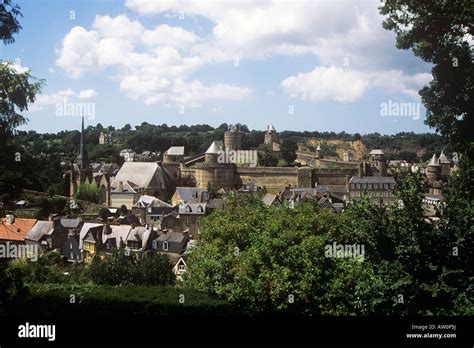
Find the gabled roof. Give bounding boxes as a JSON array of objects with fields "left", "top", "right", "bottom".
[
  {"left": 262, "top": 193, "right": 279, "bottom": 207},
  {"left": 25, "top": 221, "right": 55, "bottom": 241},
  {"left": 166, "top": 146, "right": 185, "bottom": 156},
  {"left": 0, "top": 217, "right": 37, "bottom": 242},
  {"left": 205, "top": 141, "right": 223, "bottom": 154},
  {"left": 112, "top": 181, "right": 138, "bottom": 193},
  {"left": 104, "top": 225, "right": 132, "bottom": 244},
  {"left": 133, "top": 195, "right": 172, "bottom": 208},
  {"left": 79, "top": 222, "right": 103, "bottom": 249},
  {"left": 111, "top": 162, "right": 165, "bottom": 190}
]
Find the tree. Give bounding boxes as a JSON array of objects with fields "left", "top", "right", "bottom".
[
  {"left": 184, "top": 197, "right": 361, "bottom": 314},
  {"left": 280, "top": 139, "right": 297, "bottom": 165},
  {"left": 380, "top": 0, "right": 474, "bottom": 155},
  {"left": 0, "top": 1, "right": 44, "bottom": 197},
  {"left": 76, "top": 184, "right": 99, "bottom": 203},
  {"left": 88, "top": 247, "right": 175, "bottom": 286},
  {"left": 258, "top": 144, "right": 278, "bottom": 167},
  {"left": 0, "top": 0, "right": 22, "bottom": 44}
]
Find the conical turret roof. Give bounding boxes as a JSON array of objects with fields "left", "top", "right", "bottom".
[{"left": 428, "top": 153, "right": 440, "bottom": 166}]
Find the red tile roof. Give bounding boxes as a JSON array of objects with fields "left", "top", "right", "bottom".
[{"left": 0, "top": 218, "right": 37, "bottom": 242}]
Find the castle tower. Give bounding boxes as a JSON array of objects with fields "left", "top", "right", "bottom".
[
  {"left": 264, "top": 124, "right": 279, "bottom": 149},
  {"left": 205, "top": 141, "right": 222, "bottom": 164},
  {"left": 438, "top": 150, "right": 451, "bottom": 177},
  {"left": 426, "top": 153, "right": 441, "bottom": 185},
  {"left": 195, "top": 141, "right": 234, "bottom": 190},
  {"left": 315, "top": 144, "right": 323, "bottom": 159},
  {"left": 224, "top": 125, "right": 241, "bottom": 151},
  {"left": 368, "top": 149, "right": 387, "bottom": 176}
]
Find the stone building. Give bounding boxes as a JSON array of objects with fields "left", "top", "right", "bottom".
[
  {"left": 224, "top": 125, "right": 242, "bottom": 151},
  {"left": 264, "top": 124, "right": 280, "bottom": 152}
]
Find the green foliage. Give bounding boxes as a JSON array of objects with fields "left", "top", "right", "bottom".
[
  {"left": 76, "top": 183, "right": 99, "bottom": 203},
  {"left": 11, "top": 283, "right": 232, "bottom": 317},
  {"left": 258, "top": 144, "right": 278, "bottom": 167},
  {"left": 0, "top": 0, "right": 22, "bottom": 45},
  {"left": 380, "top": 0, "right": 474, "bottom": 154},
  {"left": 88, "top": 248, "right": 176, "bottom": 286},
  {"left": 186, "top": 170, "right": 473, "bottom": 315},
  {"left": 0, "top": 260, "right": 29, "bottom": 310},
  {"left": 280, "top": 139, "right": 297, "bottom": 164}
]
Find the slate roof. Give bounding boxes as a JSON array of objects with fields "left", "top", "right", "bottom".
[
  {"left": 158, "top": 232, "right": 187, "bottom": 243},
  {"left": 0, "top": 217, "right": 37, "bottom": 242},
  {"left": 175, "top": 187, "right": 208, "bottom": 203},
  {"left": 318, "top": 185, "right": 348, "bottom": 194},
  {"left": 349, "top": 176, "right": 396, "bottom": 184},
  {"left": 128, "top": 226, "right": 152, "bottom": 250},
  {"left": 104, "top": 225, "right": 132, "bottom": 244},
  {"left": 111, "top": 162, "right": 165, "bottom": 190},
  {"left": 166, "top": 146, "right": 185, "bottom": 156},
  {"left": 111, "top": 181, "right": 138, "bottom": 193},
  {"left": 25, "top": 221, "right": 55, "bottom": 241},
  {"left": 60, "top": 218, "right": 82, "bottom": 229}
]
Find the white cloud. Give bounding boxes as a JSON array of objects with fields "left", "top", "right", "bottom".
[
  {"left": 29, "top": 88, "right": 97, "bottom": 112},
  {"left": 2, "top": 61, "right": 30, "bottom": 73},
  {"left": 281, "top": 66, "right": 369, "bottom": 103},
  {"left": 56, "top": 14, "right": 252, "bottom": 106},
  {"left": 55, "top": 1, "right": 432, "bottom": 107},
  {"left": 142, "top": 24, "right": 199, "bottom": 49},
  {"left": 78, "top": 89, "right": 97, "bottom": 99},
  {"left": 281, "top": 67, "right": 432, "bottom": 103}
]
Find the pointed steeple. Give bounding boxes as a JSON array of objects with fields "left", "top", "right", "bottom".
[
  {"left": 428, "top": 153, "right": 439, "bottom": 166},
  {"left": 439, "top": 150, "right": 450, "bottom": 164},
  {"left": 77, "top": 115, "right": 89, "bottom": 180}
]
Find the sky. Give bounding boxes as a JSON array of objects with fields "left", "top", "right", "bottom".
[{"left": 1, "top": 0, "right": 435, "bottom": 134}]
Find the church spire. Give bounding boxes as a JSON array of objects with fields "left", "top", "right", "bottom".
[{"left": 78, "top": 115, "right": 88, "bottom": 180}]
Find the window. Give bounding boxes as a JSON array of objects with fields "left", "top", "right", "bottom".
[
  {"left": 163, "top": 241, "right": 169, "bottom": 251},
  {"left": 70, "top": 252, "right": 74, "bottom": 259},
  {"left": 185, "top": 205, "right": 192, "bottom": 213},
  {"left": 178, "top": 264, "right": 185, "bottom": 271},
  {"left": 185, "top": 217, "right": 191, "bottom": 225},
  {"left": 197, "top": 205, "right": 204, "bottom": 213}
]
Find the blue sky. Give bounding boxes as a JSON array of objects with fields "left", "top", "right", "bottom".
[{"left": 1, "top": 0, "right": 434, "bottom": 134}]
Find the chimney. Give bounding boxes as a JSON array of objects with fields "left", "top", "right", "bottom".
[
  {"left": 5, "top": 214, "right": 15, "bottom": 224},
  {"left": 118, "top": 181, "right": 123, "bottom": 192}
]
